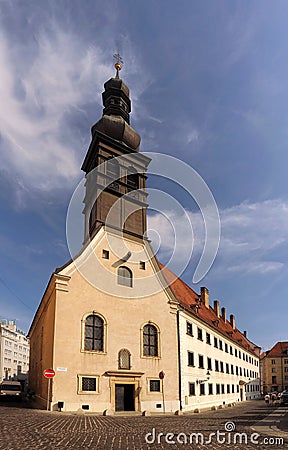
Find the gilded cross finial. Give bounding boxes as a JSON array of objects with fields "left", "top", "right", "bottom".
[{"left": 113, "top": 53, "right": 123, "bottom": 78}]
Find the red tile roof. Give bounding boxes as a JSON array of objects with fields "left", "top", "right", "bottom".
[
  {"left": 159, "top": 263, "right": 260, "bottom": 357},
  {"left": 263, "top": 342, "right": 288, "bottom": 358}
]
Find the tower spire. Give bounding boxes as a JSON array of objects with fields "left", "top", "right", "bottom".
[
  {"left": 113, "top": 53, "right": 123, "bottom": 79},
  {"left": 81, "top": 56, "right": 150, "bottom": 242}
]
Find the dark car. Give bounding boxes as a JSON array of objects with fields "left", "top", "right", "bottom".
[{"left": 280, "top": 394, "right": 288, "bottom": 406}]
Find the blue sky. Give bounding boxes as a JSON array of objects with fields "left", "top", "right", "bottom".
[{"left": 0, "top": 0, "right": 287, "bottom": 351}]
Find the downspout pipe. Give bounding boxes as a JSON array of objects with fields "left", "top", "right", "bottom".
[{"left": 177, "top": 310, "right": 182, "bottom": 411}]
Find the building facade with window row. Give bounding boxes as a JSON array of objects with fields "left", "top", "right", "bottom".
[
  {"left": 0, "top": 319, "right": 30, "bottom": 384},
  {"left": 28, "top": 64, "right": 260, "bottom": 413},
  {"left": 161, "top": 268, "right": 261, "bottom": 411},
  {"left": 260, "top": 342, "right": 288, "bottom": 394}
]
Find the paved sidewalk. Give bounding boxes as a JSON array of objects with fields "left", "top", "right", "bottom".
[
  {"left": 251, "top": 406, "right": 288, "bottom": 440},
  {"left": 0, "top": 400, "right": 287, "bottom": 449}
]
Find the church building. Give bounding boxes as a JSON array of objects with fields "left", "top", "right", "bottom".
[{"left": 28, "top": 59, "right": 260, "bottom": 413}]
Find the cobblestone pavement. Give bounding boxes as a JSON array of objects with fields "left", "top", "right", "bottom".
[{"left": 0, "top": 400, "right": 287, "bottom": 450}]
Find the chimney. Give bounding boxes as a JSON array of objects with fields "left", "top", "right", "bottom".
[
  {"left": 243, "top": 330, "right": 247, "bottom": 338},
  {"left": 230, "top": 314, "right": 236, "bottom": 330},
  {"left": 214, "top": 300, "right": 220, "bottom": 317},
  {"left": 221, "top": 307, "right": 226, "bottom": 322},
  {"left": 200, "top": 287, "right": 209, "bottom": 308}
]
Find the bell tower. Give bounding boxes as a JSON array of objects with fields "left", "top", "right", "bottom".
[{"left": 81, "top": 56, "right": 150, "bottom": 243}]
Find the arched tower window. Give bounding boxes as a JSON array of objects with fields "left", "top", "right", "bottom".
[
  {"left": 143, "top": 324, "right": 158, "bottom": 357},
  {"left": 127, "top": 166, "right": 139, "bottom": 190},
  {"left": 118, "top": 349, "right": 131, "bottom": 370},
  {"left": 117, "top": 266, "right": 133, "bottom": 287},
  {"left": 84, "top": 314, "right": 104, "bottom": 351}
]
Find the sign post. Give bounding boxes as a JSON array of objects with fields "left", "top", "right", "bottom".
[
  {"left": 43, "top": 369, "right": 55, "bottom": 411},
  {"left": 159, "top": 371, "right": 165, "bottom": 414}
]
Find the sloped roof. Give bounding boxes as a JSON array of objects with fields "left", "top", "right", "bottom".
[
  {"left": 159, "top": 263, "right": 260, "bottom": 357},
  {"left": 264, "top": 341, "right": 288, "bottom": 358}
]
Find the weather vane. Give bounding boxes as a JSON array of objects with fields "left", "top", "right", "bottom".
[{"left": 113, "top": 53, "right": 123, "bottom": 78}]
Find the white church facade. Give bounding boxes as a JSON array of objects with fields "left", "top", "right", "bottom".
[{"left": 28, "top": 60, "right": 260, "bottom": 413}]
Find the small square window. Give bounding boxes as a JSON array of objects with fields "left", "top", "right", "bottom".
[
  {"left": 139, "top": 261, "right": 146, "bottom": 270},
  {"left": 149, "top": 380, "right": 161, "bottom": 392},
  {"left": 102, "top": 250, "right": 109, "bottom": 259},
  {"left": 79, "top": 376, "right": 98, "bottom": 393}
]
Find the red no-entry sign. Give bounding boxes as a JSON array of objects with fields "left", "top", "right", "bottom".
[
  {"left": 43, "top": 369, "right": 55, "bottom": 379},
  {"left": 159, "top": 371, "right": 165, "bottom": 380}
]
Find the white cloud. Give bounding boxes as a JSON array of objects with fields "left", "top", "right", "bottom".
[
  {"left": 147, "top": 198, "right": 288, "bottom": 277},
  {"left": 0, "top": 17, "right": 152, "bottom": 205},
  {"left": 0, "top": 24, "right": 112, "bottom": 195},
  {"left": 187, "top": 129, "right": 199, "bottom": 144}
]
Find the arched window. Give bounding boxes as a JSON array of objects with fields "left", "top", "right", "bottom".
[
  {"left": 84, "top": 314, "right": 104, "bottom": 351},
  {"left": 117, "top": 266, "right": 133, "bottom": 287},
  {"left": 106, "top": 157, "right": 120, "bottom": 180},
  {"left": 127, "top": 166, "right": 139, "bottom": 190},
  {"left": 143, "top": 324, "right": 158, "bottom": 357},
  {"left": 118, "top": 349, "right": 131, "bottom": 370}
]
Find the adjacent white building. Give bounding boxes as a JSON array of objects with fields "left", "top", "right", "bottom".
[
  {"left": 0, "top": 319, "right": 30, "bottom": 382},
  {"left": 163, "top": 277, "right": 261, "bottom": 412}
]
